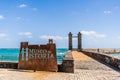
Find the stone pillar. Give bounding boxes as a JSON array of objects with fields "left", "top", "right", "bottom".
[
  {"left": 62, "top": 52, "right": 74, "bottom": 73},
  {"left": 78, "top": 32, "right": 82, "bottom": 51},
  {"left": 68, "top": 32, "right": 72, "bottom": 50}
]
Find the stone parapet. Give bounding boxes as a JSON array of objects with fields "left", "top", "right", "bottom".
[
  {"left": 61, "top": 51, "right": 74, "bottom": 73},
  {"left": 82, "top": 51, "right": 120, "bottom": 69},
  {"left": 0, "top": 62, "right": 18, "bottom": 69},
  {"left": 83, "top": 48, "right": 120, "bottom": 54}
]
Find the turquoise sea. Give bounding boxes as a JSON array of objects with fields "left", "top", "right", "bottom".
[
  {"left": 109, "top": 53, "right": 120, "bottom": 58},
  {"left": 0, "top": 48, "right": 68, "bottom": 64}
]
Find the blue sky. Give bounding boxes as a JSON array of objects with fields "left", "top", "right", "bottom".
[{"left": 0, "top": 0, "right": 120, "bottom": 48}]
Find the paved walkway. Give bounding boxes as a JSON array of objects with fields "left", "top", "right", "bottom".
[
  {"left": 72, "top": 51, "right": 116, "bottom": 70},
  {"left": 72, "top": 51, "right": 120, "bottom": 80},
  {"left": 0, "top": 51, "right": 120, "bottom": 80}
]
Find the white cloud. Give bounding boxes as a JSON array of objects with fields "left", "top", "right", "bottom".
[
  {"left": 16, "top": 17, "right": 21, "bottom": 20},
  {"left": 115, "top": 6, "right": 119, "bottom": 9},
  {"left": 0, "top": 33, "right": 7, "bottom": 37},
  {"left": 28, "top": 36, "right": 32, "bottom": 38},
  {"left": 18, "top": 32, "right": 32, "bottom": 38},
  {"left": 104, "top": 11, "right": 111, "bottom": 14},
  {"left": 32, "top": 8, "right": 37, "bottom": 11},
  {"left": 117, "top": 36, "right": 120, "bottom": 39},
  {"left": 62, "top": 36, "right": 77, "bottom": 41},
  {"left": 64, "top": 37, "right": 68, "bottom": 40},
  {"left": 81, "top": 31, "right": 106, "bottom": 38},
  {"left": 19, "top": 4, "right": 27, "bottom": 8},
  {"left": 0, "top": 15, "right": 4, "bottom": 20},
  {"left": 81, "top": 31, "right": 107, "bottom": 48},
  {"left": 81, "top": 31, "right": 95, "bottom": 36},
  {"left": 18, "top": 32, "right": 32, "bottom": 36},
  {"left": 40, "top": 35, "right": 63, "bottom": 40}
]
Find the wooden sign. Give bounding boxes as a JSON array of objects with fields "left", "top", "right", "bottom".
[{"left": 18, "top": 39, "right": 58, "bottom": 72}]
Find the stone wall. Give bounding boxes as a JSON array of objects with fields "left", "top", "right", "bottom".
[
  {"left": 0, "top": 61, "right": 74, "bottom": 72},
  {"left": 0, "top": 51, "right": 74, "bottom": 73},
  {"left": 0, "top": 62, "right": 18, "bottom": 69},
  {"left": 83, "top": 48, "right": 120, "bottom": 54},
  {"left": 82, "top": 51, "right": 120, "bottom": 69},
  {"left": 60, "top": 52, "right": 74, "bottom": 73}
]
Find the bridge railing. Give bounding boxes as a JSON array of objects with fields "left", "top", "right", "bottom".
[{"left": 82, "top": 50, "right": 120, "bottom": 69}]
